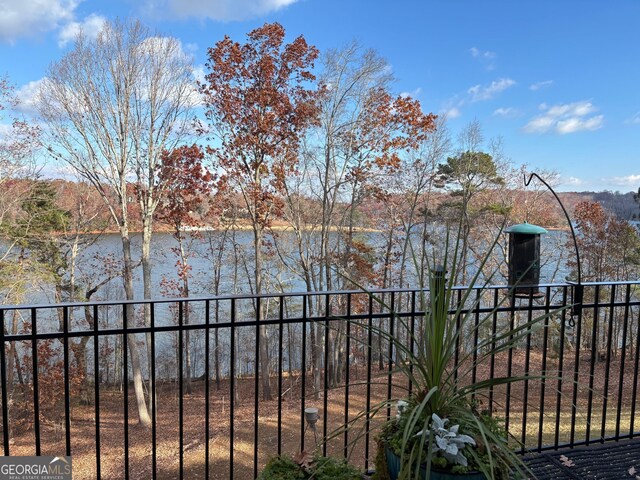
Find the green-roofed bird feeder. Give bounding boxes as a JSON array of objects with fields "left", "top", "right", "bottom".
[{"left": 505, "top": 222, "right": 547, "bottom": 298}]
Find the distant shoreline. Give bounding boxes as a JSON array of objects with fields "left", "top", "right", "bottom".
[{"left": 72, "top": 223, "right": 381, "bottom": 235}]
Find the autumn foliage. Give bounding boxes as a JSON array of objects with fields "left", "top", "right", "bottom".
[
  {"left": 156, "top": 144, "right": 214, "bottom": 229},
  {"left": 200, "top": 22, "right": 321, "bottom": 230},
  {"left": 571, "top": 201, "right": 640, "bottom": 281}
]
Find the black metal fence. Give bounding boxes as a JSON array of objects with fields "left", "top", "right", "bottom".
[{"left": 1, "top": 281, "right": 639, "bottom": 479}]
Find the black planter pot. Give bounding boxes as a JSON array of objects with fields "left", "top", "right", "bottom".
[{"left": 385, "top": 448, "right": 487, "bottom": 480}]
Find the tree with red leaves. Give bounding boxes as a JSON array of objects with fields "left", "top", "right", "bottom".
[
  {"left": 157, "top": 144, "right": 214, "bottom": 393},
  {"left": 200, "top": 22, "right": 322, "bottom": 400},
  {"left": 571, "top": 201, "right": 640, "bottom": 282},
  {"left": 157, "top": 145, "right": 213, "bottom": 232}
]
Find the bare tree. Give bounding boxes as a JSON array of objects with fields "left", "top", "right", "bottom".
[
  {"left": 37, "top": 19, "right": 197, "bottom": 426},
  {"left": 0, "top": 76, "right": 40, "bottom": 263}
]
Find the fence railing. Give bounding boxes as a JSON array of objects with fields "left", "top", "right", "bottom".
[{"left": 1, "top": 280, "right": 639, "bottom": 479}]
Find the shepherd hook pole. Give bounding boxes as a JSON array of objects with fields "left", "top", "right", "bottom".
[{"left": 524, "top": 172, "right": 583, "bottom": 322}]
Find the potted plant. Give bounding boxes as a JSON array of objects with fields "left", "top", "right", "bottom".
[{"left": 351, "top": 227, "right": 559, "bottom": 479}]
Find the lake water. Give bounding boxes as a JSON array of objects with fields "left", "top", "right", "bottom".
[
  {"left": 79, "top": 229, "right": 571, "bottom": 298},
  {"left": 5, "top": 228, "right": 572, "bottom": 305}
]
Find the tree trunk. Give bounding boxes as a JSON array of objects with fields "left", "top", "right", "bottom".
[
  {"left": 232, "top": 239, "right": 241, "bottom": 404},
  {"left": 214, "top": 301, "right": 221, "bottom": 390},
  {"left": 121, "top": 231, "right": 152, "bottom": 427},
  {"left": 254, "top": 225, "right": 273, "bottom": 401},
  {"left": 141, "top": 219, "right": 155, "bottom": 414},
  {"left": 175, "top": 233, "right": 193, "bottom": 395},
  {"left": 305, "top": 287, "right": 321, "bottom": 400},
  {"left": 70, "top": 338, "right": 91, "bottom": 404}
]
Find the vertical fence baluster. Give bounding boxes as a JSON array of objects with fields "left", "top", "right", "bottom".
[
  {"left": 151, "top": 303, "right": 157, "bottom": 480},
  {"left": 123, "top": 305, "right": 129, "bottom": 480},
  {"left": 344, "top": 293, "right": 351, "bottom": 459},
  {"left": 93, "top": 304, "right": 101, "bottom": 478},
  {"left": 277, "top": 296, "right": 284, "bottom": 455},
  {"left": 453, "top": 289, "right": 462, "bottom": 385},
  {"left": 615, "top": 285, "right": 631, "bottom": 439},
  {"left": 537, "top": 286, "right": 551, "bottom": 450},
  {"left": 1, "top": 310, "right": 9, "bottom": 455},
  {"left": 386, "top": 292, "right": 395, "bottom": 420},
  {"left": 586, "top": 284, "right": 601, "bottom": 445},
  {"left": 471, "top": 289, "right": 480, "bottom": 404},
  {"left": 63, "top": 306, "right": 71, "bottom": 455},
  {"left": 205, "top": 300, "right": 210, "bottom": 480},
  {"left": 601, "top": 285, "right": 616, "bottom": 440},
  {"left": 409, "top": 291, "right": 416, "bottom": 397},
  {"left": 629, "top": 302, "right": 640, "bottom": 436},
  {"left": 31, "top": 308, "right": 40, "bottom": 456},
  {"left": 300, "top": 295, "right": 307, "bottom": 452},
  {"left": 230, "top": 298, "right": 236, "bottom": 480},
  {"left": 323, "top": 294, "right": 330, "bottom": 458},
  {"left": 521, "top": 293, "right": 533, "bottom": 450},
  {"left": 554, "top": 286, "right": 568, "bottom": 447},
  {"left": 179, "top": 301, "right": 184, "bottom": 478},
  {"left": 488, "top": 289, "right": 498, "bottom": 413},
  {"left": 570, "top": 286, "right": 583, "bottom": 447},
  {"left": 364, "top": 295, "right": 373, "bottom": 472},
  {"left": 505, "top": 297, "right": 515, "bottom": 435},
  {"left": 254, "top": 297, "right": 260, "bottom": 480}
]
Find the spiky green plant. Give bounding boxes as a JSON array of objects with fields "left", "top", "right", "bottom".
[{"left": 339, "top": 223, "right": 565, "bottom": 480}]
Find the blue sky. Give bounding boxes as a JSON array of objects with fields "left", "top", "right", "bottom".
[{"left": 1, "top": 0, "right": 639, "bottom": 192}]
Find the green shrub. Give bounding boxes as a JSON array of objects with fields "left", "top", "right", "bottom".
[{"left": 257, "top": 454, "right": 362, "bottom": 480}]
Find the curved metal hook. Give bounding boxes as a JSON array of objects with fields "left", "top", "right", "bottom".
[{"left": 524, "top": 173, "right": 582, "bottom": 324}]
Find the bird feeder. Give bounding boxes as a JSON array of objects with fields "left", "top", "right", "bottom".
[{"left": 505, "top": 222, "right": 547, "bottom": 297}]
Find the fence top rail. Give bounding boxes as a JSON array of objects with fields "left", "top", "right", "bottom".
[{"left": 1, "top": 280, "right": 638, "bottom": 312}]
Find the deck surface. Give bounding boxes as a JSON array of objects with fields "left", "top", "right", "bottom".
[{"left": 523, "top": 438, "right": 640, "bottom": 479}]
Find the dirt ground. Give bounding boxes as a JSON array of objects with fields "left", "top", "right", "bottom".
[{"left": 5, "top": 348, "right": 639, "bottom": 479}]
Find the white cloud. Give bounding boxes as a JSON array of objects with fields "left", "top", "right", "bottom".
[
  {"left": 57, "top": 13, "right": 107, "bottom": 47},
  {"left": 399, "top": 88, "right": 422, "bottom": 99},
  {"left": 603, "top": 174, "right": 640, "bottom": 187},
  {"left": 0, "top": 0, "right": 78, "bottom": 43},
  {"left": 192, "top": 65, "right": 206, "bottom": 84},
  {"left": 14, "top": 78, "right": 46, "bottom": 115},
  {"left": 546, "top": 101, "right": 596, "bottom": 118},
  {"left": 469, "top": 47, "right": 496, "bottom": 60},
  {"left": 147, "top": 0, "right": 299, "bottom": 21},
  {"left": 467, "top": 78, "right": 516, "bottom": 102},
  {"left": 625, "top": 112, "right": 640, "bottom": 125},
  {"left": 442, "top": 107, "right": 461, "bottom": 119},
  {"left": 440, "top": 78, "right": 514, "bottom": 118},
  {"left": 493, "top": 107, "right": 517, "bottom": 118},
  {"left": 469, "top": 47, "right": 496, "bottom": 70},
  {"left": 524, "top": 115, "right": 555, "bottom": 132},
  {"left": 529, "top": 80, "right": 553, "bottom": 91},
  {"left": 563, "top": 176, "right": 585, "bottom": 187},
  {"left": 556, "top": 115, "right": 603, "bottom": 134},
  {"left": 523, "top": 101, "right": 604, "bottom": 134},
  {"left": 0, "top": 123, "right": 14, "bottom": 141}
]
